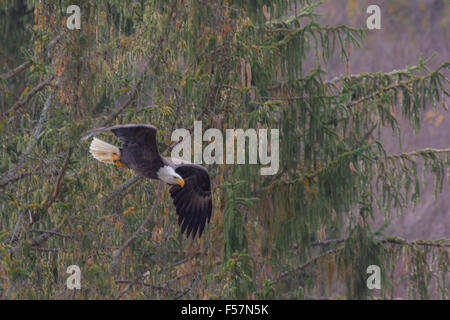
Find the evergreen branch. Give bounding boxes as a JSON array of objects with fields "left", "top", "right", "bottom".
[
  {"left": 263, "top": 1, "right": 320, "bottom": 27},
  {"left": 278, "top": 236, "right": 449, "bottom": 282},
  {"left": 380, "top": 236, "right": 450, "bottom": 248},
  {"left": 345, "top": 61, "right": 449, "bottom": 109},
  {"left": 265, "top": 58, "right": 447, "bottom": 110},
  {"left": 311, "top": 236, "right": 450, "bottom": 248},
  {"left": 385, "top": 148, "right": 450, "bottom": 160},
  {"left": 265, "top": 22, "right": 363, "bottom": 35},
  {"left": 258, "top": 144, "right": 375, "bottom": 191},
  {"left": 0, "top": 166, "right": 32, "bottom": 188},
  {"left": 260, "top": 146, "right": 450, "bottom": 193},
  {"left": 325, "top": 55, "right": 437, "bottom": 85}
]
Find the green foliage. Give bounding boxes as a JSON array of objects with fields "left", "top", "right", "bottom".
[
  {"left": 221, "top": 180, "right": 258, "bottom": 262},
  {"left": 212, "top": 252, "right": 255, "bottom": 299},
  {"left": 0, "top": 0, "right": 448, "bottom": 300}
]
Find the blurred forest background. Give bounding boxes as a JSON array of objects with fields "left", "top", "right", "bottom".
[{"left": 0, "top": 0, "right": 449, "bottom": 300}]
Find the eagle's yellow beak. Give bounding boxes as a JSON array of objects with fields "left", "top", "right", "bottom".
[{"left": 176, "top": 178, "right": 185, "bottom": 187}]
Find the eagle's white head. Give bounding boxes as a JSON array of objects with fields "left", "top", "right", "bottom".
[{"left": 157, "top": 165, "right": 185, "bottom": 187}]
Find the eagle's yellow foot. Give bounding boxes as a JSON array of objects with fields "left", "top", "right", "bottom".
[
  {"left": 112, "top": 153, "right": 127, "bottom": 167},
  {"left": 114, "top": 160, "right": 127, "bottom": 167}
]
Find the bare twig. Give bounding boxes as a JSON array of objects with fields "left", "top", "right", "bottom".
[
  {"left": 276, "top": 246, "right": 344, "bottom": 281},
  {"left": 9, "top": 210, "right": 27, "bottom": 244},
  {"left": 29, "top": 229, "right": 72, "bottom": 238},
  {"left": 29, "top": 147, "right": 72, "bottom": 227},
  {"left": 43, "top": 147, "right": 73, "bottom": 209},
  {"left": 0, "top": 156, "right": 60, "bottom": 189},
  {"left": 114, "top": 278, "right": 188, "bottom": 299},
  {"left": 381, "top": 236, "right": 450, "bottom": 248},
  {"left": 0, "top": 61, "right": 31, "bottom": 82},
  {"left": 98, "top": 82, "right": 141, "bottom": 127},
  {"left": 101, "top": 175, "right": 143, "bottom": 206},
  {"left": 114, "top": 279, "right": 137, "bottom": 300},
  {"left": 0, "top": 170, "right": 32, "bottom": 188},
  {"left": 30, "top": 226, "right": 60, "bottom": 247},
  {"left": 311, "top": 238, "right": 346, "bottom": 246},
  {"left": 32, "top": 247, "right": 58, "bottom": 252},
  {"left": 110, "top": 187, "right": 161, "bottom": 272}
]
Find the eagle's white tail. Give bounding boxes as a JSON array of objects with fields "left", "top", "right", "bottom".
[{"left": 89, "top": 137, "right": 121, "bottom": 165}]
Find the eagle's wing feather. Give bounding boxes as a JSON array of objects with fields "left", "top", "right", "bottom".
[
  {"left": 169, "top": 164, "right": 212, "bottom": 238},
  {"left": 107, "top": 124, "right": 164, "bottom": 178}
]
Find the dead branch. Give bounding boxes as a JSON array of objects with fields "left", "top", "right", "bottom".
[
  {"left": 276, "top": 246, "right": 344, "bottom": 282},
  {"left": 0, "top": 61, "right": 31, "bottom": 82},
  {"left": 9, "top": 209, "right": 27, "bottom": 244},
  {"left": 30, "top": 147, "right": 72, "bottom": 227},
  {"left": 29, "top": 229, "right": 72, "bottom": 238},
  {"left": 98, "top": 82, "right": 142, "bottom": 127},
  {"left": 30, "top": 226, "right": 60, "bottom": 247},
  {"left": 43, "top": 147, "right": 73, "bottom": 209},
  {"left": 114, "top": 279, "right": 137, "bottom": 300},
  {"left": 0, "top": 31, "right": 66, "bottom": 82},
  {"left": 101, "top": 175, "right": 143, "bottom": 206},
  {"left": 0, "top": 77, "right": 61, "bottom": 187},
  {"left": 0, "top": 156, "right": 59, "bottom": 189},
  {"left": 9, "top": 148, "right": 72, "bottom": 247},
  {"left": 1, "top": 74, "right": 54, "bottom": 119},
  {"left": 110, "top": 186, "right": 161, "bottom": 272}
]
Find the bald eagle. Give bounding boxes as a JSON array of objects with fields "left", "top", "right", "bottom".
[{"left": 88, "top": 124, "right": 212, "bottom": 239}]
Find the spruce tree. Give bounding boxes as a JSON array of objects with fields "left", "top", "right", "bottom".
[{"left": 0, "top": 0, "right": 448, "bottom": 299}]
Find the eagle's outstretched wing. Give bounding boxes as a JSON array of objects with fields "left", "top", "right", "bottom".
[
  {"left": 169, "top": 163, "right": 212, "bottom": 238},
  {"left": 107, "top": 124, "right": 164, "bottom": 178}
]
